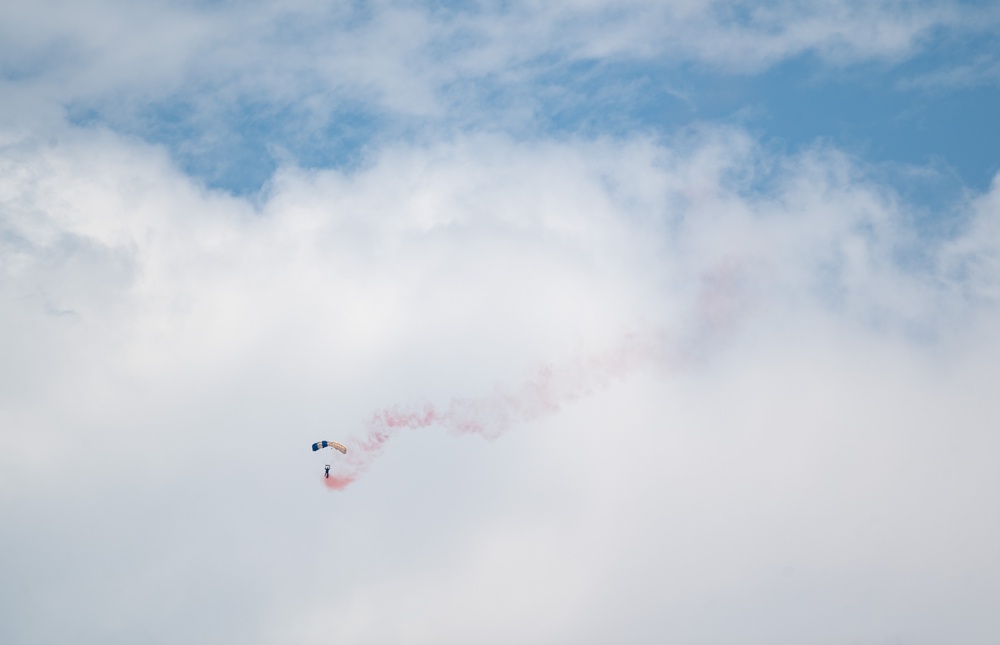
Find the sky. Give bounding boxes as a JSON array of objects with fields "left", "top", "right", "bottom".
[{"left": 2, "top": 1, "right": 1000, "bottom": 643}]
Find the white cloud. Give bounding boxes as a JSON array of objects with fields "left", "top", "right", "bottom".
[
  {"left": 3, "top": 2, "right": 999, "bottom": 642},
  {"left": 0, "top": 0, "right": 983, "bottom": 132},
  {"left": 898, "top": 54, "right": 1000, "bottom": 91},
  {"left": 2, "top": 122, "right": 1000, "bottom": 642}
]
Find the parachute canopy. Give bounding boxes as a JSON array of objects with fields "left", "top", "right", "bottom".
[{"left": 312, "top": 440, "right": 347, "bottom": 454}]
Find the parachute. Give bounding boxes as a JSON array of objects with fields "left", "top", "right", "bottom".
[
  {"left": 312, "top": 440, "right": 347, "bottom": 454},
  {"left": 313, "top": 440, "right": 347, "bottom": 479}
]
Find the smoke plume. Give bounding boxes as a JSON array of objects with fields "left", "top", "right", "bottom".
[{"left": 325, "top": 259, "right": 745, "bottom": 489}]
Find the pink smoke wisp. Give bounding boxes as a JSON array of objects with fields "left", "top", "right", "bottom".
[
  {"left": 325, "top": 259, "right": 747, "bottom": 490},
  {"left": 323, "top": 473, "right": 353, "bottom": 490},
  {"left": 324, "top": 331, "right": 672, "bottom": 490}
]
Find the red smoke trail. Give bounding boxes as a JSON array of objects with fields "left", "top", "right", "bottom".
[
  {"left": 325, "top": 331, "right": 673, "bottom": 490},
  {"left": 326, "top": 258, "right": 746, "bottom": 490},
  {"left": 324, "top": 473, "right": 353, "bottom": 491}
]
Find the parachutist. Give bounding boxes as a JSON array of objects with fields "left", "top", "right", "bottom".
[{"left": 313, "top": 441, "right": 346, "bottom": 480}]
